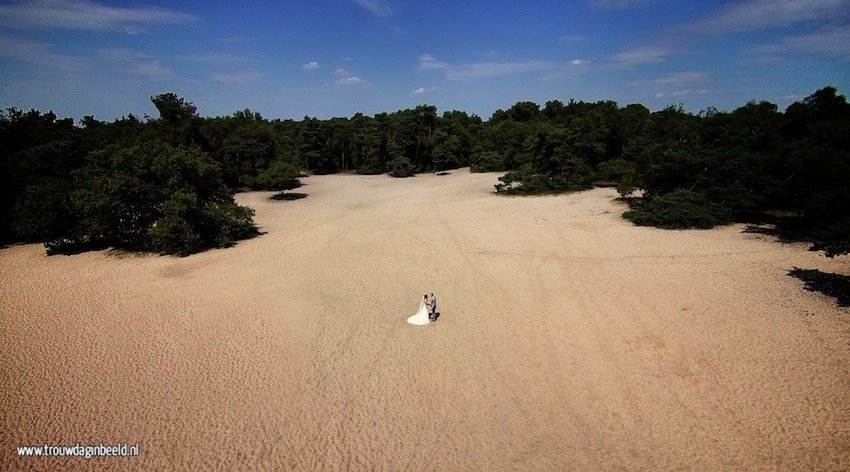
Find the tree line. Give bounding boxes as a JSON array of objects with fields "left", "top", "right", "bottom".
[
  {"left": 1, "top": 87, "right": 847, "bottom": 256},
  {"left": 483, "top": 87, "right": 849, "bottom": 257}
]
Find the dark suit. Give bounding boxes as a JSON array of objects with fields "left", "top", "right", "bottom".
[{"left": 428, "top": 296, "right": 437, "bottom": 319}]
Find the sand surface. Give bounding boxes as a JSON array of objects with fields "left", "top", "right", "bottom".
[{"left": 2, "top": 169, "right": 849, "bottom": 470}]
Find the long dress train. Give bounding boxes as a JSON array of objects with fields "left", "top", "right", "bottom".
[{"left": 407, "top": 300, "right": 431, "bottom": 325}]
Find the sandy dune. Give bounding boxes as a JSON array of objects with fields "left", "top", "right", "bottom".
[{"left": 2, "top": 168, "right": 848, "bottom": 470}]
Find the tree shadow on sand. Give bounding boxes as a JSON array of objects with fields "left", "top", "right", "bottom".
[
  {"left": 742, "top": 224, "right": 801, "bottom": 244},
  {"left": 269, "top": 192, "right": 308, "bottom": 201},
  {"left": 737, "top": 210, "right": 808, "bottom": 240},
  {"left": 740, "top": 210, "right": 849, "bottom": 257},
  {"left": 788, "top": 267, "right": 850, "bottom": 308}
]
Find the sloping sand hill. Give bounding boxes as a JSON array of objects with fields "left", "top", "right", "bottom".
[{"left": 2, "top": 169, "right": 848, "bottom": 470}]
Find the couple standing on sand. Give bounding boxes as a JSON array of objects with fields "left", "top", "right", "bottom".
[{"left": 407, "top": 293, "right": 439, "bottom": 325}]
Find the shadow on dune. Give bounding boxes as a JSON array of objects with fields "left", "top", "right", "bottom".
[
  {"left": 45, "top": 239, "right": 109, "bottom": 256},
  {"left": 744, "top": 224, "right": 782, "bottom": 237},
  {"left": 788, "top": 267, "right": 850, "bottom": 308},
  {"left": 742, "top": 224, "right": 803, "bottom": 245},
  {"left": 269, "top": 192, "right": 308, "bottom": 201}
]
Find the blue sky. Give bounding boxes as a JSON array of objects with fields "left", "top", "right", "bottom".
[{"left": 1, "top": 0, "right": 848, "bottom": 121}]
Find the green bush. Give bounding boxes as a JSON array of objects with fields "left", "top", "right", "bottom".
[
  {"left": 357, "top": 151, "right": 384, "bottom": 175},
  {"left": 494, "top": 167, "right": 592, "bottom": 195},
  {"left": 12, "top": 177, "right": 73, "bottom": 241},
  {"left": 470, "top": 150, "right": 505, "bottom": 173},
  {"left": 255, "top": 160, "right": 301, "bottom": 191},
  {"left": 387, "top": 155, "right": 415, "bottom": 177},
  {"left": 147, "top": 191, "right": 200, "bottom": 255},
  {"left": 596, "top": 158, "right": 638, "bottom": 197},
  {"left": 149, "top": 214, "right": 199, "bottom": 256},
  {"left": 623, "top": 189, "right": 731, "bottom": 229},
  {"left": 199, "top": 200, "right": 257, "bottom": 248},
  {"left": 48, "top": 142, "right": 257, "bottom": 256},
  {"left": 432, "top": 134, "right": 461, "bottom": 171},
  {"left": 596, "top": 158, "right": 637, "bottom": 182}
]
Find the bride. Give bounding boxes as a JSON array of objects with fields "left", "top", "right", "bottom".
[{"left": 406, "top": 294, "right": 431, "bottom": 325}]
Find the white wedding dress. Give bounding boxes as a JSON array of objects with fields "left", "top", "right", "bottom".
[{"left": 407, "top": 299, "right": 431, "bottom": 326}]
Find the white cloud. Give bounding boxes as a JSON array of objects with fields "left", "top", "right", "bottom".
[
  {"left": 653, "top": 88, "right": 713, "bottom": 100},
  {"left": 97, "top": 47, "right": 174, "bottom": 80},
  {"left": 0, "top": 0, "right": 198, "bottom": 34},
  {"left": 213, "top": 71, "right": 263, "bottom": 84},
  {"left": 336, "top": 76, "right": 368, "bottom": 87},
  {"left": 609, "top": 46, "right": 677, "bottom": 66},
  {"left": 98, "top": 48, "right": 175, "bottom": 80},
  {"left": 333, "top": 66, "right": 368, "bottom": 86},
  {"left": 419, "top": 54, "right": 441, "bottom": 68},
  {"left": 411, "top": 86, "right": 434, "bottom": 95},
  {"left": 0, "top": 35, "right": 88, "bottom": 71},
  {"left": 750, "top": 24, "right": 850, "bottom": 60},
  {"left": 608, "top": 0, "right": 850, "bottom": 70},
  {"left": 683, "top": 0, "right": 850, "bottom": 35},
  {"left": 419, "top": 54, "right": 554, "bottom": 80},
  {"left": 185, "top": 53, "right": 249, "bottom": 64},
  {"left": 629, "top": 71, "right": 706, "bottom": 87},
  {"left": 302, "top": 61, "right": 320, "bottom": 70},
  {"left": 352, "top": 0, "right": 392, "bottom": 17},
  {"left": 127, "top": 60, "right": 173, "bottom": 79},
  {"left": 634, "top": 73, "right": 712, "bottom": 101},
  {"left": 537, "top": 59, "right": 593, "bottom": 80}
]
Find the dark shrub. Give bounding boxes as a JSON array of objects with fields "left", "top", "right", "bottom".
[
  {"left": 623, "top": 189, "right": 731, "bottom": 229},
  {"left": 388, "top": 155, "right": 415, "bottom": 177},
  {"left": 12, "top": 177, "right": 73, "bottom": 241},
  {"left": 470, "top": 150, "right": 505, "bottom": 173},
  {"left": 199, "top": 200, "right": 257, "bottom": 249},
  {"left": 494, "top": 166, "right": 592, "bottom": 195},
  {"left": 148, "top": 191, "right": 201, "bottom": 255},
  {"left": 255, "top": 160, "right": 301, "bottom": 191},
  {"left": 357, "top": 151, "right": 384, "bottom": 175},
  {"left": 48, "top": 142, "right": 257, "bottom": 256}
]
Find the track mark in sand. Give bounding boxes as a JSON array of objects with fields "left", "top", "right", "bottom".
[
  {"left": 427, "top": 204, "right": 516, "bottom": 312},
  {"left": 343, "top": 205, "right": 532, "bottom": 238},
  {"left": 6, "top": 175, "right": 849, "bottom": 470},
  {"left": 472, "top": 248, "right": 779, "bottom": 263},
  {"left": 427, "top": 204, "right": 626, "bottom": 466},
  {"left": 623, "top": 333, "right": 700, "bottom": 383}
]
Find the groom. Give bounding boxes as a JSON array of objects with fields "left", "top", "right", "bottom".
[{"left": 428, "top": 293, "right": 439, "bottom": 321}]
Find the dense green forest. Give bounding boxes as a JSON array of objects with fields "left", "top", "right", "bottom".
[{"left": 1, "top": 87, "right": 848, "bottom": 256}]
